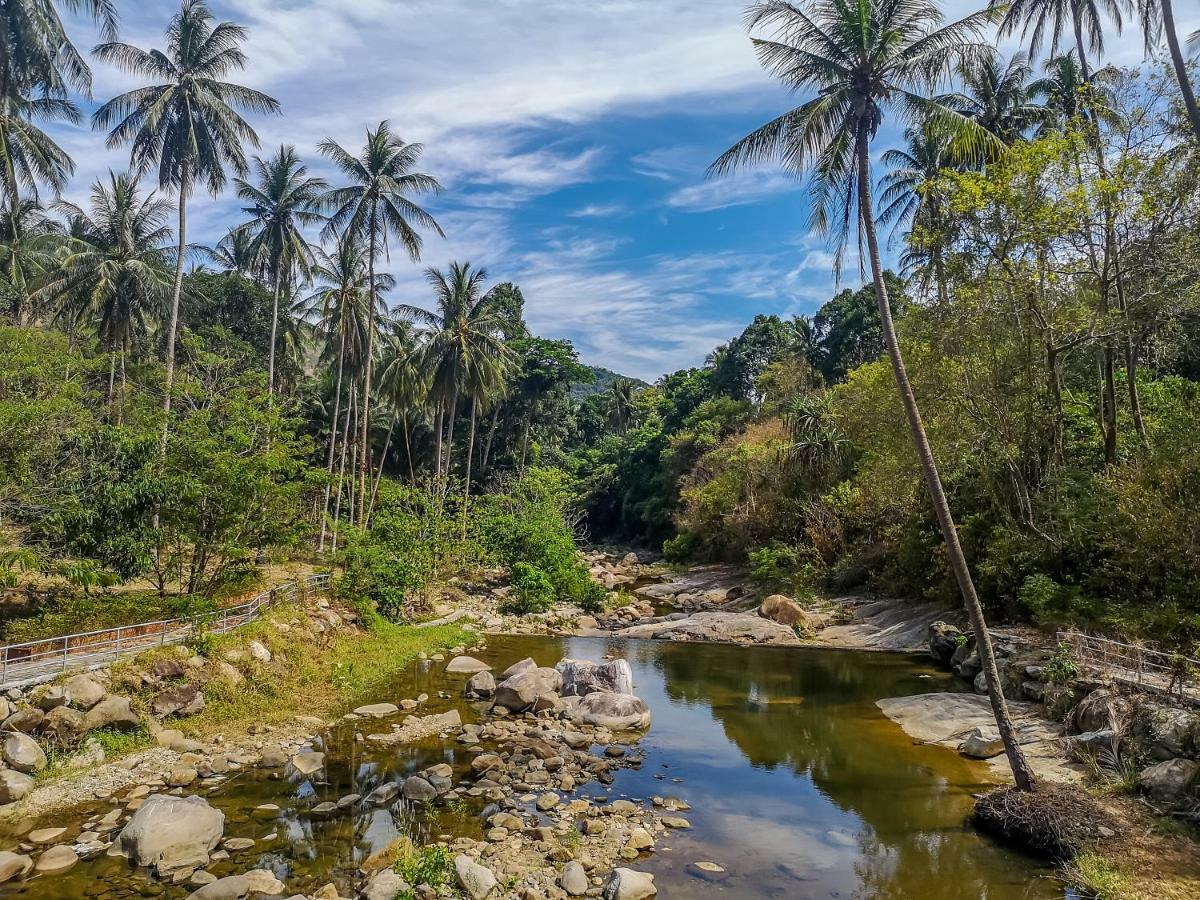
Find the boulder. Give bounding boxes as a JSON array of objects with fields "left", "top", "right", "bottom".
[
  {"left": 1136, "top": 758, "right": 1200, "bottom": 808},
  {"left": 465, "top": 671, "right": 496, "bottom": 699},
  {"left": 150, "top": 658, "right": 187, "bottom": 680},
  {"left": 35, "top": 686, "right": 70, "bottom": 711},
  {"left": 571, "top": 692, "right": 651, "bottom": 731},
  {"left": 556, "top": 659, "right": 634, "bottom": 697},
  {"left": 0, "top": 851, "right": 31, "bottom": 883},
  {"left": 82, "top": 696, "right": 139, "bottom": 732},
  {"left": 928, "top": 621, "right": 964, "bottom": 666},
  {"left": 602, "top": 868, "right": 657, "bottom": 899},
  {"left": 1072, "top": 689, "right": 1129, "bottom": 736},
  {"left": 958, "top": 727, "right": 1004, "bottom": 759},
  {"left": 248, "top": 640, "right": 272, "bottom": 663},
  {"left": 1133, "top": 704, "right": 1200, "bottom": 762},
  {"left": 63, "top": 675, "right": 105, "bottom": 711},
  {"left": 187, "top": 869, "right": 286, "bottom": 899},
  {"left": 445, "top": 656, "right": 491, "bottom": 675},
  {"left": 498, "top": 657, "right": 537, "bottom": 680},
  {"left": 494, "top": 667, "right": 563, "bottom": 712},
  {"left": 2, "top": 732, "right": 45, "bottom": 773},
  {"left": 40, "top": 706, "right": 87, "bottom": 743},
  {"left": 1, "top": 707, "right": 43, "bottom": 734},
  {"left": 560, "top": 860, "right": 588, "bottom": 896},
  {"left": 289, "top": 751, "right": 325, "bottom": 777},
  {"left": 151, "top": 684, "right": 205, "bottom": 719},
  {"left": 33, "top": 845, "right": 77, "bottom": 874},
  {"left": 118, "top": 794, "right": 225, "bottom": 874},
  {"left": 402, "top": 776, "right": 438, "bottom": 803},
  {"left": 213, "top": 661, "right": 243, "bottom": 685},
  {"left": 455, "top": 855, "right": 497, "bottom": 899},
  {"left": 0, "top": 769, "right": 35, "bottom": 803},
  {"left": 758, "top": 595, "right": 809, "bottom": 628},
  {"left": 363, "top": 869, "right": 408, "bottom": 900}
]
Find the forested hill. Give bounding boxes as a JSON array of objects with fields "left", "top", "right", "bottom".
[{"left": 571, "top": 366, "right": 648, "bottom": 400}]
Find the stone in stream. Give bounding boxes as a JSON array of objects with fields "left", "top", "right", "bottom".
[
  {"left": 33, "top": 845, "right": 77, "bottom": 875},
  {"left": 364, "top": 782, "right": 401, "bottom": 805},
  {"left": 571, "top": 692, "right": 651, "bottom": 731},
  {"left": 27, "top": 827, "right": 65, "bottom": 843},
  {"left": 465, "top": 670, "right": 496, "bottom": 699},
  {"left": 602, "top": 868, "right": 657, "bottom": 899},
  {"left": 289, "top": 751, "right": 325, "bottom": 776},
  {"left": 353, "top": 703, "right": 399, "bottom": 718},
  {"left": 445, "top": 656, "right": 491, "bottom": 674},
  {"left": 455, "top": 854, "right": 498, "bottom": 899},
  {"left": 402, "top": 775, "right": 438, "bottom": 803},
  {"left": 118, "top": 794, "right": 225, "bottom": 875},
  {"left": 494, "top": 667, "right": 563, "bottom": 712},
  {"left": 556, "top": 658, "right": 634, "bottom": 697},
  {"left": 0, "top": 851, "right": 32, "bottom": 883},
  {"left": 2, "top": 732, "right": 45, "bottom": 773},
  {"left": 186, "top": 869, "right": 286, "bottom": 899},
  {"left": 498, "top": 657, "right": 537, "bottom": 680}
]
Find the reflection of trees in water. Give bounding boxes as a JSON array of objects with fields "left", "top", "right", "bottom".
[{"left": 652, "top": 642, "right": 1049, "bottom": 899}]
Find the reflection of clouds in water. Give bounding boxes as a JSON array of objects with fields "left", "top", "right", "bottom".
[{"left": 358, "top": 808, "right": 402, "bottom": 854}]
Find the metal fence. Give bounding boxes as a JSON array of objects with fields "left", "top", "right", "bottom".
[
  {"left": 1057, "top": 629, "right": 1200, "bottom": 702},
  {"left": 0, "top": 573, "right": 332, "bottom": 688}
]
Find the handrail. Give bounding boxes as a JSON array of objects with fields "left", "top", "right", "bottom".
[
  {"left": 1057, "top": 629, "right": 1199, "bottom": 701},
  {"left": 0, "top": 573, "right": 332, "bottom": 687}
]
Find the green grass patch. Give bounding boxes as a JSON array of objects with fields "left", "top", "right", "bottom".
[{"left": 1063, "top": 850, "right": 1135, "bottom": 900}]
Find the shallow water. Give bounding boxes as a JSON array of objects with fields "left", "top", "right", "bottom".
[{"left": 3, "top": 635, "right": 1062, "bottom": 898}]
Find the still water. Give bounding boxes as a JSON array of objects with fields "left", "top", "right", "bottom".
[{"left": 3, "top": 635, "right": 1061, "bottom": 898}]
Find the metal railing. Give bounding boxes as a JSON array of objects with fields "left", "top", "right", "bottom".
[
  {"left": 0, "top": 573, "right": 331, "bottom": 688},
  {"left": 1057, "top": 629, "right": 1200, "bottom": 703}
]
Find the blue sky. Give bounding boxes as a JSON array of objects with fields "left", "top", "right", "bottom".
[{"left": 52, "top": 0, "right": 1197, "bottom": 381}]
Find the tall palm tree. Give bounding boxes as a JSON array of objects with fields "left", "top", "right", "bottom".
[
  {"left": 954, "top": 52, "right": 1042, "bottom": 145},
  {"left": 0, "top": 93, "right": 78, "bottom": 207},
  {"left": 1029, "top": 52, "right": 1091, "bottom": 132},
  {"left": 317, "top": 121, "right": 443, "bottom": 525},
  {"left": 372, "top": 323, "right": 430, "bottom": 504},
  {"left": 712, "top": 0, "right": 1036, "bottom": 792},
  {"left": 0, "top": 198, "right": 60, "bottom": 324},
  {"left": 607, "top": 377, "right": 639, "bottom": 434},
  {"left": 397, "top": 262, "right": 512, "bottom": 497},
  {"left": 45, "top": 172, "right": 174, "bottom": 405},
  {"left": 995, "top": 0, "right": 1125, "bottom": 80},
  {"left": 92, "top": 0, "right": 279, "bottom": 447},
  {"left": 204, "top": 226, "right": 256, "bottom": 275},
  {"left": 234, "top": 145, "right": 325, "bottom": 394},
  {"left": 1136, "top": 0, "right": 1200, "bottom": 142}
]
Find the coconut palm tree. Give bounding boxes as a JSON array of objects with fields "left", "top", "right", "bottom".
[
  {"left": 371, "top": 323, "right": 430, "bottom": 506},
  {"left": 994, "top": 0, "right": 1124, "bottom": 82},
  {"left": 1135, "top": 0, "right": 1200, "bottom": 142},
  {"left": 45, "top": 172, "right": 174, "bottom": 406},
  {"left": 92, "top": 0, "right": 279, "bottom": 448},
  {"left": 397, "top": 262, "right": 512, "bottom": 497},
  {"left": 233, "top": 145, "right": 326, "bottom": 394},
  {"left": 606, "top": 377, "right": 639, "bottom": 434},
  {"left": 711, "top": 0, "right": 1036, "bottom": 792},
  {"left": 317, "top": 121, "right": 444, "bottom": 525},
  {"left": 954, "top": 52, "right": 1042, "bottom": 145},
  {"left": 0, "top": 93, "right": 79, "bottom": 208},
  {"left": 204, "top": 226, "right": 256, "bottom": 275},
  {"left": 0, "top": 198, "right": 61, "bottom": 324}
]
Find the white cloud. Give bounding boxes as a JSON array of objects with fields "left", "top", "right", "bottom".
[
  {"left": 666, "top": 169, "right": 800, "bottom": 212},
  {"left": 568, "top": 203, "right": 625, "bottom": 218}
]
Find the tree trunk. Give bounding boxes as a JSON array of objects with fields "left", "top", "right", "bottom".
[
  {"left": 1162, "top": 0, "right": 1200, "bottom": 143},
  {"left": 318, "top": 324, "right": 347, "bottom": 553},
  {"left": 434, "top": 404, "right": 444, "bottom": 480},
  {"left": 444, "top": 387, "right": 459, "bottom": 480},
  {"left": 332, "top": 385, "right": 354, "bottom": 555},
  {"left": 161, "top": 171, "right": 189, "bottom": 455},
  {"left": 369, "top": 409, "right": 397, "bottom": 519},
  {"left": 481, "top": 403, "right": 501, "bottom": 471},
  {"left": 856, "top": 132, "right": 1036, "bottom": 792},
  {"left": 358, "top": 208, "right": 378, "bottom": 526},
  {"left": 107, "top": 351, "right": 116, "bottom": 406},
  {"left": 462, "top": 397, "right": 477, "bottom": 536},
  {"left": 267, "top": 270, "right": 281, "bottom": 396}
]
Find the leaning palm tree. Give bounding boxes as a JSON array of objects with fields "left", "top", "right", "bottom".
[
  {"left": 711, "top": 0, "right": 1036, "bottom": 792},
  {"left": 1135, "top": 0, "right": 1200, "bottom": 142},
  {"left": 994, "top": 0, "right": 1124, "bottom": 82},
  {"left": 234, "top": 145, "right": 326, "bottom": 394},
  {"left": 44, "top": 172, "right": 174, "bottom": 406},
  {"left": 92, "top": 0, "right": 279, "bottom": 447},
  {"left": 0, "top": 93, "right": 79, "bottom": 207},
  {"left": 0, "top": 198, "right": 61, "bottom": 325},
  {"left": 317, "top": 121, "right": 444, "bottom": 525}
]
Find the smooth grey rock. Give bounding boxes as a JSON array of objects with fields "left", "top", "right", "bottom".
[
  {"left": 498, "top": 657, "right": 537, "bottom": 680},
  {"left": 445, "top": 656, "right": 491, "bottom": 675},
  {"left": 0, "top": 769, "right": 34, "bottom": 803},
  {"left": 82, "top": 696, "right": 139, "bottom": 732},
  {"left": 465, "top": 671, "right": 496, "bottom": 699},
  {"left": 118, "top": 794, "right": 224, "bottom": 874},
  {"left": 560, "top": 860, "right": 588, "bottom": 896},
  {"left": 2, "top": 732, "right": 45, "bottom": 773},
  {"left": 958, "top": 726, "right": 1004, "bottom": 759},
  {"left": 0, "top": 851, "right": 32, "bottom": 882},
  {"left": 556, "top": 658, "right": 634, "bottom": 697},
  {"left": 455, "top": 854, "right": 497, "bottom": 899},
  {"left": 572, "top": 692, "right": 651, "bottom": 731},
  {"left": 1136, "top": 758, "right": 1200, "bottom": 808},
  {"left": 494, "top": 667, "right": 563, "bottom": 712},
  {"left": 402, "top": 776, "right": 438, "bottom": 803},
  {"left": 363, "top": 869, "right": 407, "bottom": 900},
  {"left": 602, "top": 868, "right": 657, "bottom": 899},
  {"left": 63, "top": 675, "right": 105, "bottom": 711}
]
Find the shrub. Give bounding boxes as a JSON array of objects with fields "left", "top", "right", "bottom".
[
  {"left": 663, "top": 530, "right": 699, "bottom": 563},
  {"left": 552, "top": 564, "right": 607, "bottom": 613},
  {"left": 501, "top": 562, "right": 555, "bottom": 615}
]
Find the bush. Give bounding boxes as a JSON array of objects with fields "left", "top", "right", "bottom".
[
  {"left": 501, "top": 562, "right": 556, "bottom": 615},
  {"left": 663, "top": 530, "right": 699, "bottom": 563},
  {"left": 552, "top": 564, "right": 607, "bottom": 613}
]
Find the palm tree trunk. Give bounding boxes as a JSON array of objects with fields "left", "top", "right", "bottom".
[
  {"left": 402, "top": 413, "right": 415, "bottom": 483},
  {"left": 161, "top": 169, "right": 188, "bottom": 455},
  {"left": 348, "top": 388, "right": 359, "bottom": 528},
  {"left": 318, "top": 325, "right": 347, "bottom": 553},
  {"left": 267, "top": 271, "right": 281, "bottom": 396},
  {"left": 462, "top": 397, "right": 477, "bottom": 535},
  {"left": 118, "top": 346, "right": 127, "bottom": 427},
  {"left": 444, "top": 387, "right": 459, "bottom": 479},
  {"left": 482, "top": 404, "right": 500, "bottom": 471},
  {"left": 358, "top": 208, "right": 379, "bottom": 526},
  {"left": 856, "top": 134, "right": 1036, "bottom": 792},
  {"left": 332, "top": 385, "right": 354, "bottom": 555},
  {"left": 1162, "top": 0, "right": 1200, "bottom": 143},
  {"left": 369, "top": 409, "right": 397, "bottom": 518},
  {"left": 107, "top": 351, "right": 117, "bottom": 406},
  {"left": 434, "top": 404, "right": 444, "bottom": 480}
]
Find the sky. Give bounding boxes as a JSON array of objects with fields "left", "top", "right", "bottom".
[{"left": 51, "top": 0, "right": 1200, "bottom": 381}]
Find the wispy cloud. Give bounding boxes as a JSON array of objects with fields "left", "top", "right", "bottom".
[
  {"left": 568, "top": 203, "right": 625, "bottom": 218},
  {"left": 666, "top": 169, "right": 800, "bottom": 213}
]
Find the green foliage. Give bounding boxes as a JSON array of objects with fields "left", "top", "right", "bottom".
[
  {"left": 88, "top": 726, "right": 153, "bottom": 758},
  {"left": 662, "top": 530, "right": 699, "bottom": 563},
  {"left": 1044, "top": 642, "right": 1080, "bottom": 685},
  {"left": 393, "top": 844, "right": 457, "bottom": 894},
  {"left": 501, "top": 562, "right": 555, "bottom": 615}
]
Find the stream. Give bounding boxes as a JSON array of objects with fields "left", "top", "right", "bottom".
[{"left": 2, "top": 635, "right": 1063, "bottom": 898}]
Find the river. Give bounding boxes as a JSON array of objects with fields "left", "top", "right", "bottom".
[{"left": 3, "top": 634, "right": 1062, "bottom": 898}]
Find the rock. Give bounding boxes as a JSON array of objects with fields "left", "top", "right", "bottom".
[
  {"left": 63, "top": 674, "right": 106, "bottom": 711},
  {"left": 445, "top": 656, "right": 491, "bottom": 674},
  {"left": 289, "top": 751, "right": 325, "bottom": 776},
  {"left": 41, "top": 704, "right": 89, "bottom": 743},
  {"left": 168, "top": 767, "right": 198, "bottom": 787},
  {"left": 248, "top": 641, "right": 272, "bottom": 663},
  {"left": 757, "top": 595, "right": 810, "bottom": 628},
  {"left": 455, "top": 855, "right": 497, "bottom": 899},
  {"left": 82, "top": 696, "right": 139, "bottom": 732},
  {"left": 36, "top": 686, "right": 70, "bottom": 711},
  {"left": 353, "top": 703, "right": 399, "bottom": 718},
  {"left": 625, "top": 827, "right": 654, "bottom": 851},
  {"left": 1133, "top": 704, "right": 1200, "bottom": 762},
  {"left": 1, "top": 707, "right": 44, "bottom": 734},
  {"left": 258, "top": 746, "right": 288, "bottom": 768},
  {"left": 465, "top": 671, "right": 496, "bottom": 699},
  {"left": 402, "top": 776, "right": 438, "bottom": 803},
  {"left": 556, "top": 658, "right": 634, "bottom": 697},
  {"left": 928, "top": 621, "right": 964, "bottom": 666},
  {"left": 536, "top": 792, "right": 560, "bottom": 811},
  {"left": 576, "top": 615, "right": 599, "bottom": 630},
  {"left": 955, "top": 648, "right": 982, "bottom": 681},
  {"left": 3, "top": 732, "right": 45, "bottom": 773},
  {"left": 494, "top": 667, "right": 563, "bottom": 712},
  {"left": 471, "top": 753, "right": 502, "bottom": 775},
  {"left": 602, "top": 868, "right": 657, "bottom": 899},
  {"left": 1136, "top": 758, "right": 1200, "bottom": 808},
  {"left": 151, "top": 658, "right": 187, "bottom": 679},
  {"left": 363, "top": 870, "right": 408, "bottom": 900},
  {"left": 571, "top": 692, "right": 651, "bottom": 731},
  {"left": 187, "top": 869, "right": 286, "bottom": 899},
  {"left": 958, "top": 727, "right": 1005, "bottom": 759},
  {"left": 560, "top": 860, "right": 588, "bottom": 896},
  {"left": 364, "top": 782, "right": 401, "bottom": 805},
  {"left": 499, "top": 657, "right": 537, "bottom": 680},
  {"left": 1072, "top": 689, "right": 1129, "bottom": 736},
  {"left": 213, "top": 662, "right": 243, "bottom": 685},
  {"left": 0, "top": 769, "right": 35, "bottom": 803},
  {"left": 118, "top": 794, "right": 225, "bottom": 874},
  {"left": 1071, "top": 729, "right": 1118, "bottom": 752},
  {"left": 33, "top": 845, "right": 77, "bottom": 874},
  {"left": 27, "top": 826, "right": 64, "bottom": 843},
  {"left": 151, "top": 684, "right": 205, "bottom": 719},
  {"left": 0, "top": 851, "right": 31, "bottom": 883}
]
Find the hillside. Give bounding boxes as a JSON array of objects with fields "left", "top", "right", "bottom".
[{"left": 570, "top": 366, "right": 648, "bottom": 400}]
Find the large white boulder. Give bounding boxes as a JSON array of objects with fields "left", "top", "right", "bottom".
[
  {"left": 572, "top": 692, "right": 651, "bottom": 731},
  {"left": 2, "top": 732, "right": 45, "bottom": 774},
  {"left": 455, "top": 854, "right": 497, "bottom": 899},
  {"left": 602, "top": 868, "right": 657, "bottom": 899},
  {"left": 494, "top": 667, "right": 563, "bottom": 712},
  {"left": 556, "top": 658, "right": 633, "bottom": 697},
  {"left": 118, "top": 794, "right": 225, "bottom": 874}
]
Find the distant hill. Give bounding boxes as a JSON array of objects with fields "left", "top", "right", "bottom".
[{"left": 570, "top": 366, "right": 648, "bottom": 400}]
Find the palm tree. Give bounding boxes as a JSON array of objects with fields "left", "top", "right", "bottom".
[
  {"left": 233, "top": 146, "right": 325, "bottom": 394},
  {"left": 711, "top": 0, "right": 1036, "bottom": 792},
  {"left": 397, "top": 262, "right": 512, "bottom": 501},
  {"left": 0, "top": 93, "right": 78, "bottom": 208},
  {"left": 1136, "top": 0, "right": 1200, "bottom": 142},
  {"left": 317, "top": 121, "right": 444, "bottom": 525},
  {"left": 1029, "top": 52, "right": 1092, "bottom": 132},
  {"left": 995, "top": 0, "right": 1125, "bottom": 81},
  {"left": 954, "top": 52, "right": 1042, "bottom": 145},
  {"left": 371, "top": 323, "right": 430, "bottom": 504},
  {"left": 607, "top": 377, "right": 639, "bottom": 434},
  {"left": 92, "top": 0, "right": 280, "bottom": 448},
  {"left": 0, "top": 198, "right": 60, "bottom": 324},
  {"left": 204, "top": 226, "right": 256, "bottom": 275},
  {"left": 45, "top": 172, "right": 174, "bottom": 406}
]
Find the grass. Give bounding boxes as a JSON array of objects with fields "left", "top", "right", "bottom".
[
  {"left": 35, "top": 725, "right": 155, "bottom": 781},
  {"left": 1063, "top": 850, "right": 1136, "bottom": 900}
]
